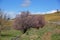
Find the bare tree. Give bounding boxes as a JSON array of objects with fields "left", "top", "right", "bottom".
[
  {"left": 0, "top": 9, "right": 10, "bottom": 32},
  {"left": 13, "top": 11, "right": 46, "bottom": 34}
]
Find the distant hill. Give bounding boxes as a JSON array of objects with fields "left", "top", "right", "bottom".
[
  {"left": 9, "top": 11, "right": 60, "bottom": 22},
  {"left": 45, "top": 12, "right": 60, "bottom": 22}
]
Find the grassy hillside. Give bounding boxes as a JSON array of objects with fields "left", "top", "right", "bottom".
[
  {"left": 1, "top": 23, "right": 60, "bottom": 40},
  {"left": 45, "top": 12, "right": 60, "bottom": 21},
  {"left": 1, "top": 12, "right": 60, "bottom": 40}
]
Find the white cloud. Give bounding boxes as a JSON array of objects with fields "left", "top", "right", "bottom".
[
  {"left": 4, "top": 11, "right": 17, "bottom": 19},
  {"left": 46, "top": 10, "right": 57, "bottom": 13},
  {"left": 21, "top": 0, "right": 31, "bottom": 7},
  {"left": 3, "top": 10, "right": 58, "bottom": 19},
  {"left": 31, "top": 12, "right": 45, "bottom": 15},
  {"left": 31, "top": 10, "right": 57, "bottom": 14}
]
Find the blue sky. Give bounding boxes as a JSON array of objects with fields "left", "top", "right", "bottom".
[
  {"left": 0, "top": 0, "right": 60, "bottom": 18},
  {"left": 0, "top": 0, "right": 60, "bottom": 12}
]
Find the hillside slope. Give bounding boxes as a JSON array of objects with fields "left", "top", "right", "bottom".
[{"left": 45, "top": 12, "right": 60, "bottom": 21}]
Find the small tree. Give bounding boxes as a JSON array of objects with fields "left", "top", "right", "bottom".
[{"left": 13, "top": 11, "right": 45, "bottom": 34}]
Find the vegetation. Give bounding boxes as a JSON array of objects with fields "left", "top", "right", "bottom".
[
  {"left": 52, "top": 33, "right": 60, "bottom": 40},
  {"left": 1, "top": 23, "right": 60, "bottom": 40},
  {"left": 0, "top": 9, "right": 11, "bottom": 40},
  {"left": 13, "top": 11, "right": 45, "bottom": 33},
  {"left": 1, "top": 11, "right": 60, "bottom": 40}
]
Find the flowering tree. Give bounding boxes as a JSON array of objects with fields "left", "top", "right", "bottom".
[{"left": 13, "top": 11, "right": 46, "bottom": 34}]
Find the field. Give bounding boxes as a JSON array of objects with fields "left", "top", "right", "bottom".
[
  {"left": 1, "top": 23, "right": 60, "bottom": 40},
  {"left": 1, "top": 12, "right": 60, "bottom": 40}
]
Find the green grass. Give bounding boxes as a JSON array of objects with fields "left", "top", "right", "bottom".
[
  {"left": 1, "top": 23, "right": 60, "bottom": 40},
  {"left": 51, "top": 33, "right": 60, "bottom": 40},
  {"left": 1, "top": 30, "right": 22, "bottom": 40}
]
